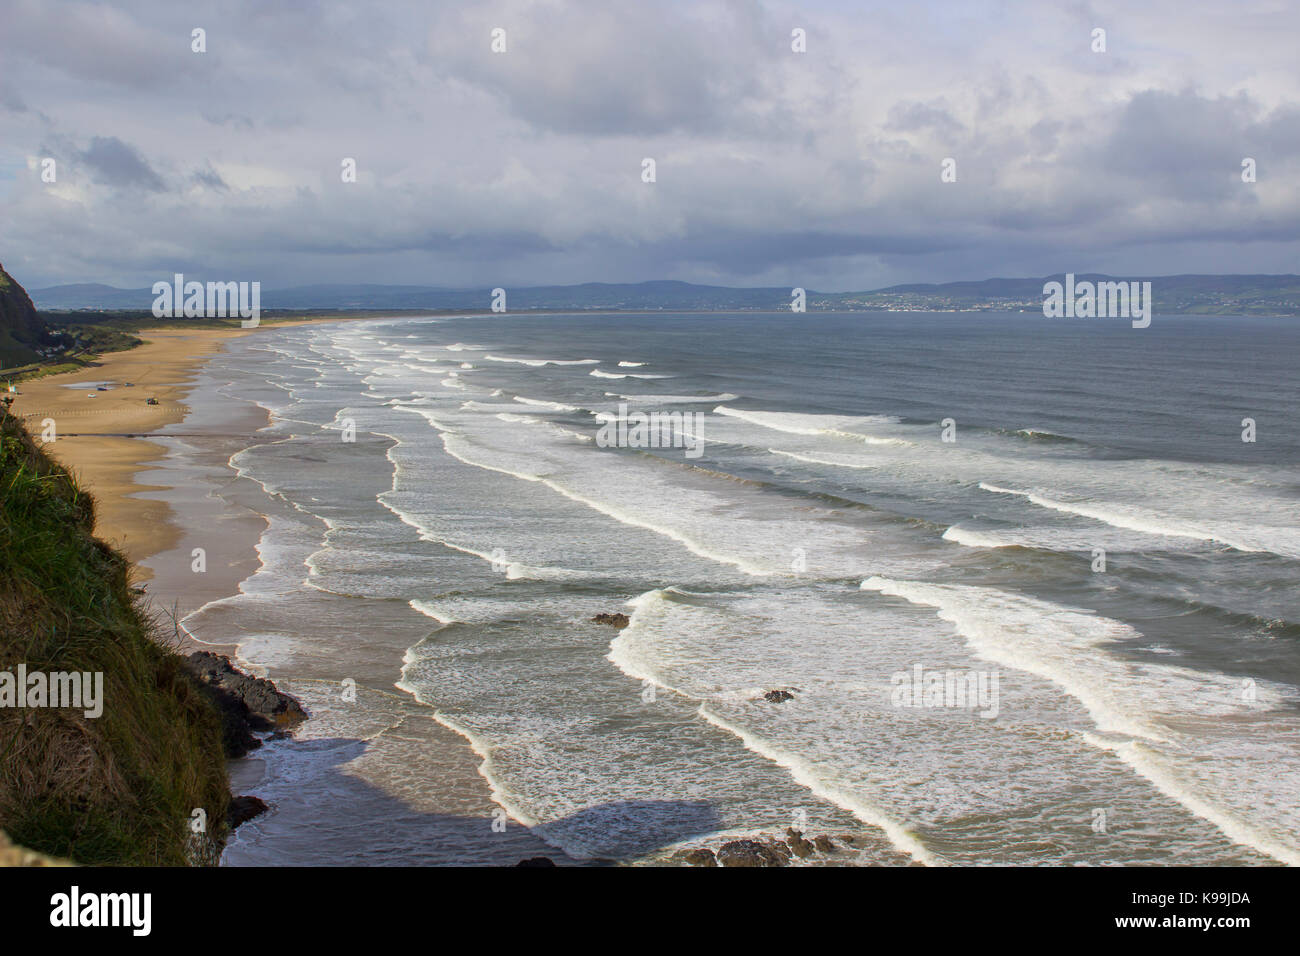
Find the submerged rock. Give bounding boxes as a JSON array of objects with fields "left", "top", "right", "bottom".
[
  {"left": 763, "top": 689, "right": 794, "bottom": 703},
  {"left": 184, "top": 652, "right": 306, "bottom": 758},
  {"left": 591, "top": 612, "right": 630, "bottom": 628},
  {"left": 675, "top": 848, "right": 718, "bottom": 867},
  {"left": 787, "top": 834, "right": 815, "bottom": 858},
  {"left": 813, "top": 835, "right": 839, "bottom": 854},
  {"left": 516, "top": 856, "right": 558, "bottom": 867},
  {"left": 717, "top": 839, "right": 788, "bottom": 867},
  {"left": 227, "top": 795, "right": 269, "bottom": 829}
]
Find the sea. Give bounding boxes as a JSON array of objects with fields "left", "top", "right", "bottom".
[{"left": 165, "top": 311, "right": 1300, "bottom": 866}]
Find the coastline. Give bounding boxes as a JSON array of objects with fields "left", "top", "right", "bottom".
[
  {"left": 7, "top": 316, "right": 921, "bottom": 866},
  {"left": 9, "top": 327, "right": 260, "bottom": 601},
  {"left": 15, "top": 319, "right": 570, "bottom": 865},
  {"left": 9, "top": 320, "right": 347, "bottom": 630}
]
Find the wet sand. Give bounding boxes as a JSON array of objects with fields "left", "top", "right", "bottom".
[{"left": 10, "top": 327, "right": 259, "bottom": 589}]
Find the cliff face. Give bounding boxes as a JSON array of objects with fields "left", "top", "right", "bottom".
[
  {"left": 0, "top": 263, "right": 49, "bottom": 366},
  {"left": 0, "top": 412, "right": 231, "bottom": 864}
]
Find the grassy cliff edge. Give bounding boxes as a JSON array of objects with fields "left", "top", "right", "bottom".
[{"left": 0, "top": 411, "right": 230, "bottom": 865}]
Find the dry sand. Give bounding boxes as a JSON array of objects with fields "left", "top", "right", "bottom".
[{"left": 9, "top": 327, "right": 259, "bottom": 576}]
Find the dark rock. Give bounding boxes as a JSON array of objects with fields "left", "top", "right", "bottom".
[
  {"left": 676, "top": 848, "right": 717, "bottom": 867},
  {"left": 813, "top": 835, "right": 839, "bottom": 853},
  {"left": 184, "top": 652, "right": 306, "bottom": 758},
  {"left": 768, "top": 839, "right": 793, "bottom": 861},
  {"left": 763, "top": 689, "right": 794, "bottom": 703},
  {"left": 787, "top": 834, "right": 815, "bottom": 858},
  {"left": 515, "top": 856, "right": 557, "bottom": 867},
  {"left": 717, "top": 839, "right": 787, "bottom": 867},
  {"left": 212, "top": 707, "right": 261, "bottom": 759},
  {"left": 591, "top": 612, "right": 630, "bottom": 628},
  {"left": 227, "top": 795, "right": 268, "bottom": 829}
]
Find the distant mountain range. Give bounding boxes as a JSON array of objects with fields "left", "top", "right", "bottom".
[{"left": 28, "top": 274, "right": 1300, "bottom": 316}]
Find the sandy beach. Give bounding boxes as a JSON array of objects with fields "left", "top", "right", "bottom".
[
  {"left": 10, "top": 327, "right": 257, "bottom": 570},
  {"left": 8, "top": 321, "right": 367, "bottom": 603}
]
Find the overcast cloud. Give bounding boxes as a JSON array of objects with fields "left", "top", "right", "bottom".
[{"left": 1, "top": 0, "right": 1297, "bottom": 290}]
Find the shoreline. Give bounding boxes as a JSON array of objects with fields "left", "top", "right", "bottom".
[
  {"left": 10, "top": 327, "right": 259, "bottom": 596},
  {"left": 8, "top": 315, "right": 874, "bottom": 866},
  {"left": 20, "top": 318, "right": 569, "bottom": 865},
  {"left": 8, "top": 319, "right": 355, "bottom": 632}
]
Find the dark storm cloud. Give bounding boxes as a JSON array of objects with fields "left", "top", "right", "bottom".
[
  {"left": 651, "top": 229, "right": 966, "bottom": 275},
  {"left": 0, "top": 0, "right": 1297, "bottom": 290},
  {"left": 76, "top": 136, "right": 166, "bottom": 192},
  {"left": 192, "top": 163, "right": 229, "bottom": 192}
]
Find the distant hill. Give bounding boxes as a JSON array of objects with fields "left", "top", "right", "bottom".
[
  {"left": 28, "top": 274, "right": 1300, "bottom": 316},
  {"left": 29, "top": 278, "right": 794, "bottom": 312},
  {"left": 0, "top": 264, "right": 50, "bottom": 367},
  {"left": 849, "top": 273, "right": 1300, "bottom": 315}
]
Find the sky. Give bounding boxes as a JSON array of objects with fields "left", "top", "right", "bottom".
[{"left": 1, "top": 0, "right": 1297, "bottom": 292}]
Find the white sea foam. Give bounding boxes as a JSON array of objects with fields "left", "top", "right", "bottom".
[
  {"left": 590, "top": 369, "right": 671, "bottom": 379},
  {"left": 715, "top": 406, "right": 911, "bottom": 446},
  {"left": 613, "top": 393, "right": 738, "bottom": 403},
  {"left": 859, "top": 575, "right": 1300, "bottom": 864},
  {"left": 770, "top": 448, "right": 879, "bottom": 469},
  {"left": 941, "top": 522, "right": 1203, "bottom": 553},
  {"left": 513, "top": 396, "right": 580, "bottom": 412},
  {"left": 696, "top": 707, "right": 940, "bottom": 865},
  {"left": 393, "top": 404, "right": 901, "bottom": 579},
  {"left": 607, "top": 589, "right": 939, "bottom": 865},
  {"left": 485, "top": 354, "right": 598, "bottom": 366},
  {"left": 977, "top": 481, "right": 1300, "bottom": 558},
  {"left": 1085, "top": 733, "right": 1300, "bottom": 867}
]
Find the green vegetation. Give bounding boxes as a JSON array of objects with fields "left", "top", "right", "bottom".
[
  {"left": 0, "top": 412, "right": 229, "bottom": 865},
  {"left": 3, "top": 325, "right": 144, "bottom": 383}
]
